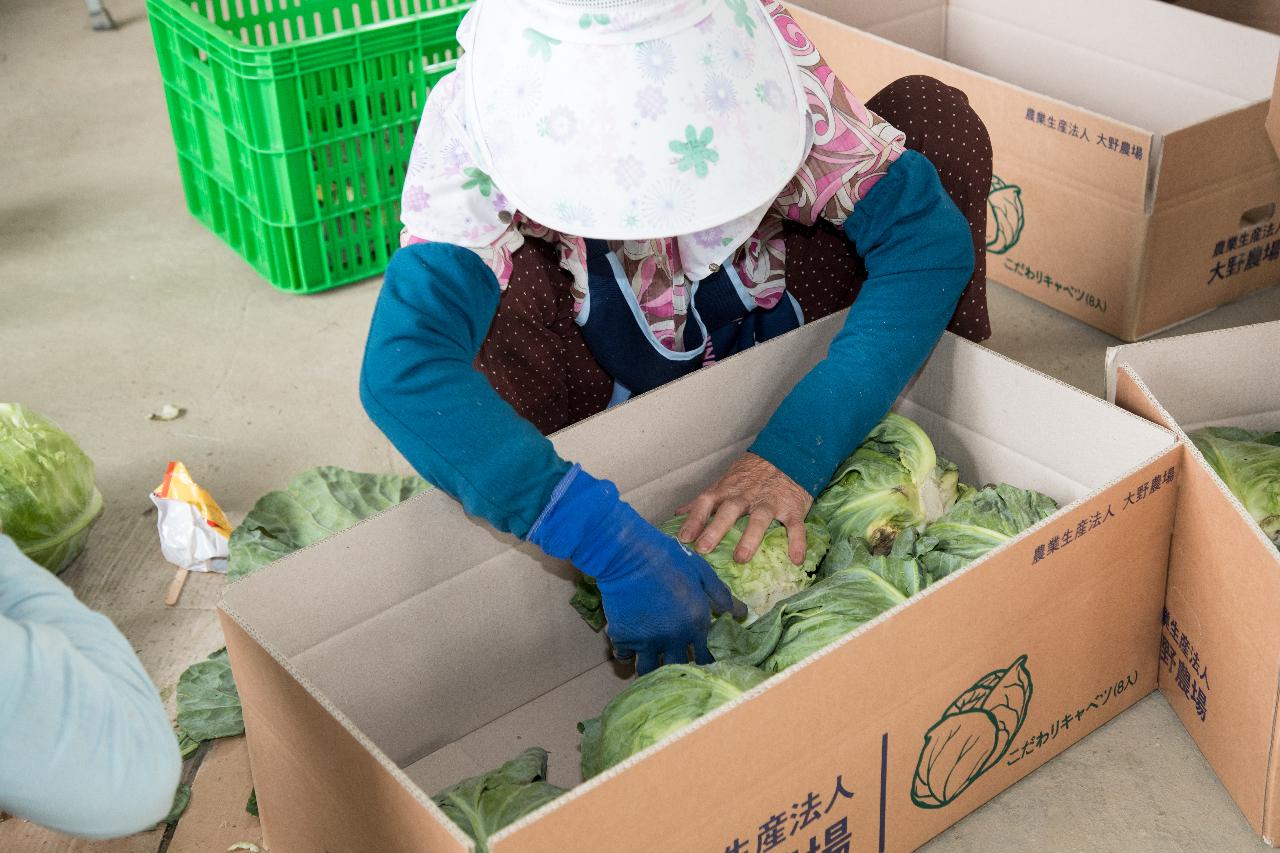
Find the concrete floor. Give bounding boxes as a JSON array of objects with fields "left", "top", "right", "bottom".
[{"left": 4, "top": 0, "right": 1280, "bottom": 849}]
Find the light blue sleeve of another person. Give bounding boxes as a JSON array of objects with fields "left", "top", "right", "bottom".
[
  {"left": 0, "top": 534, "right": 180, "bottom": 838},
  {"left": 749, "top": 150, "right": 975, "bottom": 495}
]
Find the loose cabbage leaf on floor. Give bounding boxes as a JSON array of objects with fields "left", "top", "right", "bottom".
[
  {"left": 919, "top": 484, "right": 1058, "bottom": 580},
  {"left": 809, "top": 413, "right": 959, "bottom": 551},
  {"left": 0, "top": 402, "right": 103, "bottom": 574},
  {"left": 176, "top": 648, "right": 243, "bottom": 744},
  {"left": 162, "top": 783, "right": 191, "bottom": 825},
  {"left": 227, "top": 466, "right": 431, "bottom": 580},
  {"left": 709, "top": 531, "right": 927, "bottom": 673},
  {"left": 432, "top": 747, "right": 565, "bottom": 851},
  {"left": 579, "top": 662, "right": 768, "bottom": 779},
  {"left": 1191, "top": 427, "right": 1280, "bottom": 546},
  {"left": 177, "top": 729, "right": 201, "bottom": 759}
]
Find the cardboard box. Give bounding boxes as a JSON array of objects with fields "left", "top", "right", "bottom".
[
  {"left": 789, "top": 0, "right": 1280, "bottom": 341},
  {"left": 1173, "top": 0, "right": 1280, "bottom": 35},
  {"left": 1268, "top": 57, "right": 1280, "bottom": 161},
  {"left": 221, "top": 313, "right": 1179, "bottom": 852},
  {"left": 1107, "top": 320, "right": 1280, "bottom": 844}
]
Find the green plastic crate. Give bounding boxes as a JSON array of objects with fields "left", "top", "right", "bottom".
[{"left": 147, "top": 0, "right": 470, "bottom": 293}]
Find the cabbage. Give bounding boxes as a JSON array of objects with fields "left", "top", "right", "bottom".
[
  {"left": 809, "top": 413, "right": 960, "bottom": 551},
  {"left": 708, "top": 531, "right": 927, "bottom": 673},
  {"left": 821, "top": 526, "right": 931, "bottom": 594},
  {"left": 709, "top": 483, "right": 1054, "bottom": 673},
  {"left": 570, "top": 414, "right": 963, "bottom": 630},
  {"left": 432, "top": 748, "right": 565, "bottom": 851},
  {"left": 578, "top": 662, "right": 768, "bottom": 779},
  {"left": 658, "top": 515, "right": 829, "bottom": 621},
  {"left": 1191, "top": 427, "right": 1280, "bottom": 546},
  {"left": 0, "top": 403, "right": 103, "bottom": 573},
  {"left": 919, "top": 483, "right": 1059, "bottom": 580},
  {"left": 571, "top": 514, "right": 830, "bottom": 630}
]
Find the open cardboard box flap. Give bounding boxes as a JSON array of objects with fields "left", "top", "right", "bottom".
[
  {"left": 790, "top": 0, "right": 1280, "bottom": 340},
  {"left": 1270, "top": 57, "right": 1280, "bottom": 160},
  {"left": 222, "top": 315, "right": 1179, "bottom": 852},
  {"left": 1107, "top": 321, "right": 1280, "bottom": 844}
]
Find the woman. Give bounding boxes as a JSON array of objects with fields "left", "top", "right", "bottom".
[{"left": 361, "top": 0, "right": 991, "bottom": 675}]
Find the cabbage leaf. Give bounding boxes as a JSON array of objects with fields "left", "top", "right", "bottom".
[
  {"left": 228, "top": 466, "right": 430, "bottom": 580},
  {"left": 162, "top": 783, "right": 191, "bottom": 825},
  {"left": 570, "top": 572, "right": 606, "bottom": 632},
  {"left": 175, "top": 647, "right": 243, "bottom": 743},
  {"left": 920, "top": 484, "right": 1058, "bottom": 580},
  {"left": 432, "top": 748, "right": 565, "bottom": 852}
]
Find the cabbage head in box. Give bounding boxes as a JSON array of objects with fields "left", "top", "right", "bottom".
[
  {"left": 919, "top": 483, "right": 1059, "bottom": 580},
  {"left": 572, "top": 515, "right": 830, "bottom": 630},
  {"left": 708, "top": 530, "right": 929, "bottom": 673},
  {"left": 578, "top": 662, "right": 768, "bottom": 779},
  {"left": 1191, "top": 427, "right": 1280, "bottom": 547},
  {"left": 659, "top": 515, "right": 829, "bottom": 621},
  {"left": 809, "top": 413, "right": 959, "bottom": 552}
]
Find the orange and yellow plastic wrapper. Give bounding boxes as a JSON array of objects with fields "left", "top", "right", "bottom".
[{"left": 151, "top": 461, "right": 231, "bottom": 572}]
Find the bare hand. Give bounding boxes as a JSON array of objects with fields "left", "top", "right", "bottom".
[{"left": 675, "top": 453, "right": 813, "bottom": 565}]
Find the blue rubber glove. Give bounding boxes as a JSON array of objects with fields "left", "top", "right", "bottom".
[{"left": 528, "top": 466, "right": 737, "bottom": 674}]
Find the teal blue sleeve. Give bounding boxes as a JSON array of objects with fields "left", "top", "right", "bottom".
[
  {"left": 359, "top": 243, "right": 572, "bottom": 537},
  {"left": 0, "top": 535, "right": 180, "bottom": 838},
  {"left": 749, "top": 150, "right": 974, "bottom": 495}
]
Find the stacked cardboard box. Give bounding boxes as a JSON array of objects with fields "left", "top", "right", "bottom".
[{"left": 790, "top": 0, "right": 1280, "bottom": 341}]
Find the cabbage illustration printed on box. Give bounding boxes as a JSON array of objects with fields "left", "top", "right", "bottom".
[
  {"left": 911, "top": 655, "right": 1033, "bottom": 809},
  {"left": 986, "top": 175, "right": 1025, "bottom": 255}
]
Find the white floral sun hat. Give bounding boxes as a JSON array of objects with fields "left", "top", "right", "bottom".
[{"left": 462, "top": 0, "right": 808, "bottom": 239}]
